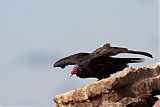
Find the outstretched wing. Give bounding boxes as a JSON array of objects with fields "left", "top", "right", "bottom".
[
  {"left": 54, "top": 53, "right": 90, "bottom": 68},
  {"left": 91, "top": 43, "right": 153, "bottom": 59}
]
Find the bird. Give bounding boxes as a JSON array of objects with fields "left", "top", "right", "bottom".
[{"left": 53, "top": 43, "right": 153, "bottom": 80}]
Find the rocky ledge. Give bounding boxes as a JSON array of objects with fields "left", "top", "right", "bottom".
[{"left": 54, "top": 62, "right": 160, "bottom": 107}]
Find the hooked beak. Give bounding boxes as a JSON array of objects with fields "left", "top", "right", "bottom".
[{"left": 69, "top": 73, "right": 74, "bottom": 77}]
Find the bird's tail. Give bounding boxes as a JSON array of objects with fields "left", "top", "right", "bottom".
[{"left": 124, "top": 50, "right": 153, "bottom": 58}]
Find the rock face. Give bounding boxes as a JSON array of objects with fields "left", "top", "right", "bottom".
[{"left": 54, "top": 62, "right": 160, "bottom": 107}]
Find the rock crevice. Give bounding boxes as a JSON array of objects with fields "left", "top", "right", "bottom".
[{"left": 54, "top": 62, "right": 160, "bottom": 107}]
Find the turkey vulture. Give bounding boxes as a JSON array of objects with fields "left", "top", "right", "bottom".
[{"left": 54, "top": 43, "right": 153, "bottom": 80}]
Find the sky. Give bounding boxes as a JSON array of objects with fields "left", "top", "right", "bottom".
[{"left": 0, "top": 0, "right": 159, "bottom": 106}]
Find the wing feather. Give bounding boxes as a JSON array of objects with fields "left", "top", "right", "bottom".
[
  {"left": 91, "top": 43, "right": 153, "bottom": 59},
  {"left": 54, "top": 53, "right": 90, "bottom": 68}
]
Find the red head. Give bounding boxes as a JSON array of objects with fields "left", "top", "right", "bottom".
[{"left": 69, "top": 66, "right": 79, "bottom": 77}]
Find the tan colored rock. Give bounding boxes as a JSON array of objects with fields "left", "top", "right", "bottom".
[
  {"left": 153, "top": 100, "right": 160, "bottom": 107},
  {"left": 54, "top": 62, "right": 160, "bottom": 107}
]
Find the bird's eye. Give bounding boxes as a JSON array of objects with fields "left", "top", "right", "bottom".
[{"left": 73, "top": 67, "right": 77, "bottom": 69}]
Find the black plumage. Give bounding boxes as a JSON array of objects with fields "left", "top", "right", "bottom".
[{"left": 54, "top": 43, "right": 153, "bottom": 80}]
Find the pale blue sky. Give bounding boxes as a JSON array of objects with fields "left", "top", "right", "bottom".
[{"left": 0, "top": 0, "right": 159, "bottom": 106}]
